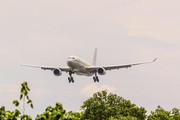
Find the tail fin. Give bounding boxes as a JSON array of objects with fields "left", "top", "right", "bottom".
[{"left": 92, "top": 48, "right": 97, "bottom": 66}]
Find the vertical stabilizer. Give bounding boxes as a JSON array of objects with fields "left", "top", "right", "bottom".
[{"left": 93, "top": 48, "right": 97, "bottom": 66}]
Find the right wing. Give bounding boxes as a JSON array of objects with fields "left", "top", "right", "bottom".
[
  {"left": 20, "top": 63, "right": 70, "bottom": 72},
  {"left": 86, "top": 58, "right": 157, "bottom": 71},
  {"left": 103, "top": 58, "right": 157, "bottom": 70}
]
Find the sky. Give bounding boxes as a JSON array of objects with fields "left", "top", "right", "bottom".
[{"left": 0, "top": 0, "right": 180, "bottom": 118}]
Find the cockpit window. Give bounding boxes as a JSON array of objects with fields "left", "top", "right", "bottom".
[{"left": 68, "top": 57, "right": 75, "bottom": 59}]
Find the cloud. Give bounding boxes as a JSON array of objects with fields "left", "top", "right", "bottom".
[
  {"left": 107, "top": 0, "right": 180, "bottom": 42},
  {"left": 0, "top": 84, "right": 20, "bottom": 105},
  {"left": 80, "top": 83, "right": 116, "bottom": 97},
  {"left": 99, "top": 0, "right": 130, "bottom": 2},
  {"left": 0, "top": 84, "right": 20, "bottom": 95},
  {"left": 68, "top": 3, "right": 95, "bottom": 11},
  {"left": 0, "top": 83, "right": 52, "bottom": 104}
]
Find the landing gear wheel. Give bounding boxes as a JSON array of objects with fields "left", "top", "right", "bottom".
[
  {"left": 96, "top": 76, "right": 99, "bottom": 82},
  {"left": 93, "top": 76, "right": 99, "bottom": 82},
  {"left": 93, "top": 70, "right": 99, "bottom": 82},
  {"left": 71, "top": 77, "right": 74, "bottom": 83},
  {"left": 68, "top": 71, "right": 75, "bottom": 83},
  {"left": 68, "top": 77, "right": 71, "bottom": 83},
  {"left": 93, "top": 77, "right": 96, "bottom": 82}
]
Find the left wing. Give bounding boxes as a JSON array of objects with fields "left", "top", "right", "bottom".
[
  {"left": 20, "top": 63, "right": 70, "bottom": 72},
  {"left": 85, "top": 58, "right": 157, "bottom": 71}
]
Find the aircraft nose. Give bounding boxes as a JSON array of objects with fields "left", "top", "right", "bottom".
[{"left": 67, "top": 59, "right": 74, "bottom": 68}]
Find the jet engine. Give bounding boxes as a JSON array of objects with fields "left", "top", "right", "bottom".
[
  {"left": 97, "top": 67, "right": 106, "bottom": 75},
  {"left": 53, "top": 69, "right": 62, "bottom": 76}
]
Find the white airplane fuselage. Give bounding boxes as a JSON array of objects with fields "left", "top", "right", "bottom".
[{"left": 67, "top": 56, "right": 94, "bottom": 76}]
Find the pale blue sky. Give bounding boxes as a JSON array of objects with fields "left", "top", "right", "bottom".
[{"left": 0, "top": 0, "right": 180, "bottom": 118}]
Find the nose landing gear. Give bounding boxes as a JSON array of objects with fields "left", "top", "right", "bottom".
[
  {"left": 68, "top": 71, "right": 74, "bottom": 83},
  {"left": 93, "top": 71, "right": 99, "bottom": 82}
]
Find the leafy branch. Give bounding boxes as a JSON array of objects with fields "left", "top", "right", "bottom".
[{"left": 13, "top": 81, "right": 33, "bottom": 115}]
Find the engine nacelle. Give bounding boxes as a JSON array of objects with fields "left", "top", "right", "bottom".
[
  {"left": 97, "top": 67, "right": 106, "bottom": 75},
  {"left": 53, "top": 69, "right": 62, "bottom": 76}
]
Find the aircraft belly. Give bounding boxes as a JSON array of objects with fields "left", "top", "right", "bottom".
[
  {"left": 75, "top": 66, "right": 93, "bottom": 76},
  {"left": 68, "top": 60, "right": 94, "bottom": 76},
  {"left": 75, "top": 72, "right": 93, "bottom": 76}
]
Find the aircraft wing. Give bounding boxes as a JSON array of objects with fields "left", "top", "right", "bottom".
[
  {"left": 20, "top": 63, "right": 70, "bottom": 72},
  {"left": 86, "top": 58, "right": 157, "bottom": 71}
]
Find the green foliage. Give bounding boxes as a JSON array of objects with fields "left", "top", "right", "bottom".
[
  {"left": 172, "top": 108, "right": 180, "bottom": 120},
  {"left": 20, "top": 81, "right": 33, "bottom": 110},
  {"left": 0, "top": 106, "right": 6, "bottom": 120},
  {"left": 0, "top": 81, "right": 33, "bottom": 120},
  {"left": 5, "top": 109, "right": 21, "bottom": 120},
  {"left": 147, "top": 105, "right": 180, "bottom": 120},
  {"left": 21, "top": 114, "right": 32, "bottom": 120},
  {"left": 0, "top": 107, "right": 21, "bottom": 120},
  {"left": 27, "top": 100, "right": 33, "bottom": 109},
  {"left": 148, "top": 105, "right": 171, "bottom": 120},
  {"left": 20, "top": 94, "right": 23, "bottom": 100},
  {"left": 2, "top": 81, "right": 180, "bottom": 120},
  {"left": 35, "top": 103, "right": 85, "bottom": 120},
  {"left": 108, "top": 116, "right": 138, "bottom": 120},
  {"left": 80, "top": 90, "right": 147, "bottom": 120},
  {"left": 63, "top": 112, "right": 81, "bottom": 120},
  {"left": 35, "top": 102, "right": 66, "bottom": 120},
  {"left": 13, "top": 81, "right": 33, "bottom": 115},
  {"left": 13, "top": 100, "right": 19, "bottom": 107},
  {"left": 63, "top": 111, "right": 84, "bottom": 120}
]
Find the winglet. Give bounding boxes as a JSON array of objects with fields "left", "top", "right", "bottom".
[
  {"left": 20, "top": 62, "right": 27, "bottom": 66},
  {"left": 153, "top": 58, "right": 157, "bottom": 62}
]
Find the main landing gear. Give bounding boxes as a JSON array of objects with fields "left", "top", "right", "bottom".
[
  {"left": 93, "top": 71, "right": 99, "bottom": 82},
  {"left": 68, "top": 71, "right": 74, "bottom": 83}
]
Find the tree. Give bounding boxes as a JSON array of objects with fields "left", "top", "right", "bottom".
[
  {"left": 36, "top": 103, "right": 85, "bottom": 120},
  {"left": 108, "top": 116, "right": 138, "bottom": 120},
  {"left": 13, "top": 81, "right": 33, "bottom": 115},
  {"left": 148, "top": 106, "right": 180, "bottom": 120},
  {"left": 0, "top": 82, "right": 33, "bottom": 120},
  {"left": 36, "top": 102, "right": 66, "bottom": 120},
  {"left": 0, "top": 106, "right": 6, "bottom": 120},
  {"left": 63, "top": 111, "right": 84, "bottom": 120},
  {"left": 5, "top": 109, "right": 21, "bottom": 120},
  {"left": 80, "top": 90, "right": 147, "bottom": 120},
  {"left": 12, "top": 81, "right": 33, "bottom": 120},
  {"left": 172, "top": 108, "right": 180, "bottom": 120}
]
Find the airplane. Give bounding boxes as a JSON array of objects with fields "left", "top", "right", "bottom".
[{"left": 21, "top": 48, "right": 157, "bottom": 83}]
